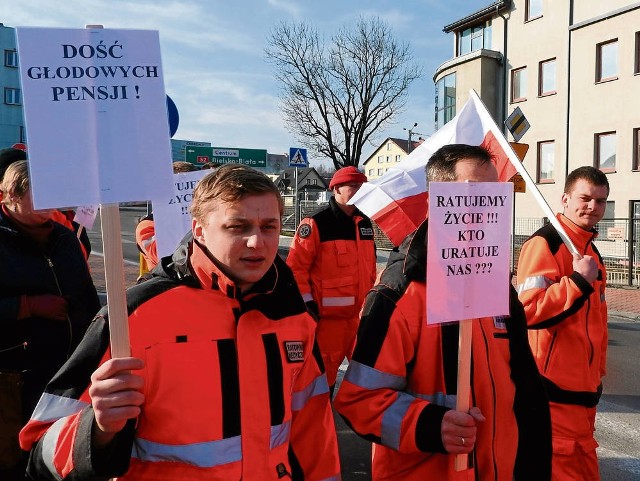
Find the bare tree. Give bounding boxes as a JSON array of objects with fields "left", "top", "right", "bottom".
[{"left": 265, "top": 17, "right": 422, "bottom": 170}]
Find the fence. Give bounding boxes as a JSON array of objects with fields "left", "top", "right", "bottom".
[{"left": 281, "top": 196, "right": 640, "bottom": 287}]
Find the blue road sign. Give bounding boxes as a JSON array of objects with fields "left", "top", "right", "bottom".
[
  {"left": 167, "top": 95, "right": 179, "bottom": 138},
  {"left": 289, "top": 147, "right": 308, "bottom": 167}
]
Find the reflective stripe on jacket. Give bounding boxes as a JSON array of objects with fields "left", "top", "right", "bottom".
[
  {"left": 334, "top": 221, "right": 551, "bottom": 481},
  {"left": 20, "top": 238, "right": 340, "bottom": 481},
  {"left": 516, "top": 213, "right": 607, "bottom": 405}
]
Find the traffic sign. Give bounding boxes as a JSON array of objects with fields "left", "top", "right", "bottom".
[
  {"left": 11, "top": 143, "right": 27, "bottom": 152},
  {"left": 289, "top": 147, "right": 308, "bottom": 167},
  {"left": 185, "top": 146, "right": 267, "bottom": 168},
  {"left": 504, "top": 107, "right": 530, "bottom": 142},
  {"left": 166, "top": 95, "right": 179, "bottom": 138}
]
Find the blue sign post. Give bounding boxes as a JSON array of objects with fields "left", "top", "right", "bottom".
[{"left": 289, "top": 147, "right": 308, "bottom": 167}]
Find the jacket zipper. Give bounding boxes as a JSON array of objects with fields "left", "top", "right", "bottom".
[
  {"left": 45, "top": 255, "right": 74, "bottom": 358},
  {"left": 583, "top": 239, "right": 594, "bottom": 366},
  {"left": 479, "top": 322, "right": 499, "bottom": 480},
  {"left": 543, "top": 333, "right": 557, "bottom": 373}
]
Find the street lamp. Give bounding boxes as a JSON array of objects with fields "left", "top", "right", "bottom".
[{"left": 403, "top": 122, "right": 425, "bottom": 152}]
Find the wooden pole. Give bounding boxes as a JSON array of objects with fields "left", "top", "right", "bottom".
[
  {"left": 454, "top": 319, "right": 473, "bottom": 471},
  {"left": 100, "top": 204, "right": 130, "bottom": 358}
]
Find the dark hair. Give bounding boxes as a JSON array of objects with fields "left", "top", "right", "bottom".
[
  {"left": 564, "top": 166, "right": 609, "bottom": 195},
  {"left": 426, "top": 144, "right": 492, "bottom": 182},
  {"left": 190, "top": 163, "right": 283, "bottom": 221}
]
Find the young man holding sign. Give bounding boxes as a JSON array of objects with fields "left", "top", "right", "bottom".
[
  {"left": 20, "top": 164, "right": 340, "bottom": 481},
  {"left": 334, "top": 144, "right": 551, "bottom": 481},
  {"left": 517, "top": 166, "right": 609, "bottom": 481}
]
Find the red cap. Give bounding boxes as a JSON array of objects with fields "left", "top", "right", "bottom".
[{"left": 329, "top": 166, "right": 367, "bottom": 189}]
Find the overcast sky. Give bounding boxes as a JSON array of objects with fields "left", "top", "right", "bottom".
[{"left": 4, "top": 0, "right": 490, "bottom": 166}]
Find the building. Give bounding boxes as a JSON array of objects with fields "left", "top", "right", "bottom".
[
  {"left": 362, "top": 137, "right": 424, "bottom": 181},
  {"left": 434, "top": 0, "right": 640, "bottom": 221},
  {"left": 273, "top": 167, "right": 328, "bottom": 201},
  {"left": 0, "top": 23, "right": 25, "bottom": 148}
]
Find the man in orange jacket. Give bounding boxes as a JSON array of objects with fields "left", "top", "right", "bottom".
[
  {"left": 517, "top": 166, "right": 609, "bottom": 481},
  {"left": 334, "top": 144, "right": 551, "bottom": 481},
  {"left": 287, "top": 166, "right": 376, "bottom": 391},
  {"left": 20, "top": 164, "right": 340, "bottom": 481}
]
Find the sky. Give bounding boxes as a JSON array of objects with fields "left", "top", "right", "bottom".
[{"left": 3, "top": 0, "right": 491, "bottom": 168}]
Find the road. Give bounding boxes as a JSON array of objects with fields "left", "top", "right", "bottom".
[{"left": 88, "top": 206, "right": 640, "bottom": 480}]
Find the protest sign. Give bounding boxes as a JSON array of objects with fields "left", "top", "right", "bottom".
[
  {"left": 153, "top": 169, "right": 208, "bottom": 258},
  {"left": 426, "top": 182, "right": 513, "bottom": 324},
  {"left": 74, "top": 204, "right": 99, "bottom": 231},
  {"left": 16, "top": 27, "right": 174, "bottom": 209}
]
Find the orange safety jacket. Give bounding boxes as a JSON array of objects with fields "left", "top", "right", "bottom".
[
  {"left": 50, "top": 209, "right": 91, "bottom": 260},
  {"left": 287, "top": 198, "right": 376, "bottom": 386},
  {"left": 287, "top": 198, "right": 376, "bottom": 321},
  {"left": 334, "top": 221, "right": 551, "bottom": 481},
  {"left": 135, "top": 213, "right": 159, "bottom": 271},
  {"left": 20, "top": 237, "right": 340, "bottom": 481},
  {"left": 516, "top": 213, "right": 607, "bottom": 407}
]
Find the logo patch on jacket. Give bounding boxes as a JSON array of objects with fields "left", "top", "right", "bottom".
[
  {"left": 284, "top": 341, "right": 304, "bottom": 362},
  {"left": 493, "top": 315, "right": 509, "bottom": 330},
  {"left": 297, "top": 224, "right": 312, "bottom": 239},
  {"left": 359, "top": 226, "right": 374, "bottom": 238}
]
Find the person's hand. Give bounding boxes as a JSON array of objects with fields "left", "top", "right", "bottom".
[
  {"left": 305, "top": 300, "right": 320, "bottom": 322},
  {"left": 26, "top": 294, "right": 68, "bottom": 321},
  {"left": 89, "top": 357, "right": 145, "bottom": 448},
  {"left": 441, "top": 407, "right": 485, "bottom": 454},
  {"left": 572, "top": 253, "right": 598, "bottom": 283}
]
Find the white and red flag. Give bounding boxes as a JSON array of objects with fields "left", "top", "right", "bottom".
[{"left": 350, "top": 90, "right": 519, "bottom": 246}]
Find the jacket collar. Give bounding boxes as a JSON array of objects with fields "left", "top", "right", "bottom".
[
  {"left": 556, "top": 213, "right": 597, "bottom": 251},
  {"left": 329, "top": 196, "right": 364, "bottom": 221},
  {"left": 161, "top": 233, "right": 278, "bottom": 300}
]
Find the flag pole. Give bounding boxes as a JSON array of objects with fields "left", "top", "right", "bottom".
[{"left": 469, "top": 90, "right": 579, "bottom": 256}]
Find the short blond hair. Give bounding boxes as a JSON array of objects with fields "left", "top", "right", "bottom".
[
  {"left": 0, "top": 160, "right": 29, "bottom": 202},
  {"left": 172, "top": 161, "right": 197, "bottom": 173},
  {"left": 190, "top": 163, "right": 283, "bottom": 222}
]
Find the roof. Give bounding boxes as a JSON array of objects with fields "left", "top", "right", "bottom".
[
  {"left": 273, "top": 167, "right": 328, "bottom": 190},
  {"left": 443, "top": 0, "right": 511, "bottom": 33}
]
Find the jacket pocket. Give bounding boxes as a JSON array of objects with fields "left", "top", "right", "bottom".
[{"left": 320, "top": 276, "right": 357, "bottom": 318}]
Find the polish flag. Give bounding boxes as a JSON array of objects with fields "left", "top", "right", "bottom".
[{"left": 350, "top": 90, "right": 519, "bottom": 246}]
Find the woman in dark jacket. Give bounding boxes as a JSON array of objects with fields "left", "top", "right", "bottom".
[{"left": 0, "top": 160, "right": 100, "bottom": 480}]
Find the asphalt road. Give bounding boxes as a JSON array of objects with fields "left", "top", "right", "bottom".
[{"left": 88, "top": 206, "right": 640, "bottom": 480}]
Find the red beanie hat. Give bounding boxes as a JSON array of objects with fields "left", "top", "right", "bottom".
[{"left": 329, "top": 166, "right": 367, "bottom": 189}]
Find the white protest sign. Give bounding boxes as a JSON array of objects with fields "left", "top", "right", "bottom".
[
  {"left": 16, "top": 27, "right": 174, "bottom": 209},
  {"left": 426, "top": 182, "right": 513, "bottom": 324},
  {"left": 153, "top": 169, "right": 208, "bottom": 258},
  {"left": 74, "top": 204, "right": 99, "bottom": 230}
]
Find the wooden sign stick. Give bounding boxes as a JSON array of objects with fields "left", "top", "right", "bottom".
[
  {"left": 454, "top": 318, "right": 473, "bottom": 471},
  {"left": 100, "top": 204, "right": 130, "bottom": 358}
]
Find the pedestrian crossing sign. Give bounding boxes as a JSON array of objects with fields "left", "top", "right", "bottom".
[{"left": 289, "top": 147, "right": 308, "bottom": 167}]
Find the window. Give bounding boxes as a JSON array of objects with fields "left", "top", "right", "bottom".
[
  {"left": 511, "top": 67, "right": 527, "bottom": 102},
  {"left": 526, "top": 0, "right": 543, "bottom": 21},
  {"left": 537, "top": 141, "right": 555, "bottom": 183},
  {"left": 435, "top": 72, "right": 456, "bottom": 130},
  {"left": 377, "top": 168, "right": 384, "bottom": 176},
  {"left": 635, "top": 32, "right": 640, "bottom": 74},
  {"left": 368, "top": 169, "right": 374, "bottom": 176},
  {"left": 595, "top": 132, "right": 616, "bottom": 172},
  {"left": 377, "top": 156, "right": 383, "bottom": 163},
  {"left": 4, "top": 88, "right": 21, "bottom": 105},
  {"left": 386, "top": 156, "right": 390, "bottom": 163},
  {"left": 596, "top": 40, "right": 618, "bottom": 82},
  {"left": 4, "top": 49, "right": 17, "bottom": 67},
  {"left": 306, "top": 179, "right": 311, "bottom": 185},
  {"left": 634, "top": 128, "right": 640, "bottom": 171},
  {"left": 604, "top": 201, "right": 615, "bottom": 219},
  {"left": 395, "top": 155, "right": 401, "bottom": 162},
  {"left": 457, "top": 21, "right": 492, "bottom": 56},
  {"left": 386, "top": 142, "right": 391, "bottom": 151},
  {"left": 539, "top": 59, "right": 556, "bottom": 96}
]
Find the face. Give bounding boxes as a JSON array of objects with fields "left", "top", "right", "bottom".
[
  {"left": 8, "top": 188, "right": 54, "bottom": 226},
  {"left": 561, "top": 178, "right": 608, "bottom": 230},
  {"left": 454, "top": 158, "right": 499, "bottom": 182},
  {"left": 333, "top": 182, "right": 363, "bottom": 206},
  {"left": 192, "top": 193, "right": 281, "bottom": 292}
]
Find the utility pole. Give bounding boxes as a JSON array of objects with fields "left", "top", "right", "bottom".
[{"left": 403, "top": 122, "right": 425, "bottom": 153}]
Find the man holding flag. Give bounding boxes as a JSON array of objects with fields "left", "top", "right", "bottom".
[
  {"left": 334, "top": 144, "right": 551, "bottom": 481},
  {"left": 517, "top": 166, "right": 609, "bottom": 481}
]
